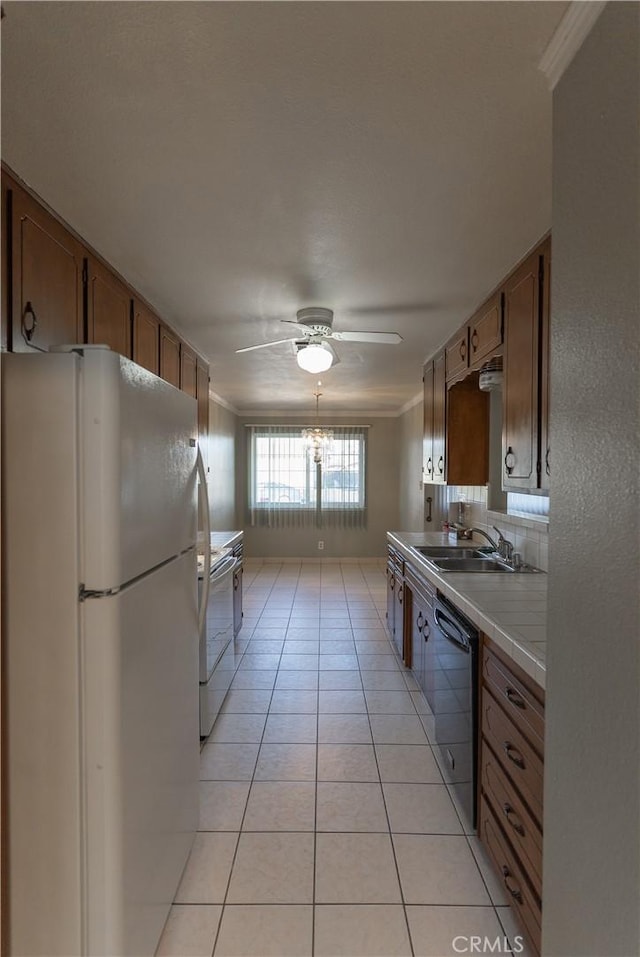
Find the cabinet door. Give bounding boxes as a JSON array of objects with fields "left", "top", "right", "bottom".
[
  {"left": 159, "top": 325, "right": 181, "bottom": 388},
  {"left": 386, "top": 560, "right": 396, "bottom": 639},
  {"left": 132, "top": 300, "right": 160, "bottom": 375},
  {"left": 539, "top": 242, "right": 551, "bottom": 492},
  {"left": 9, "top": 179, "right": 84, "bottom": 352},
  {"left": 432, "top": 351, "right": 446, "bottom": 483},
  {"left": 445, "top": 329, "right": 469, "bottom": 383},
  {"left": 469, "top": 291, "right": 503, "bottom": 367},
  {"left": 196, "top": 358, "right": 210, "bottom": 470},
  {"left": 423, "top": 361, "right": 434, "bottom": 481},
  {"left": 446, "top": 377, "right": 489, "bottom": 486},
  {"left": 503, "top": 250, "right": 541, "bottom": 489},
  {"left": 180, "top": 344, "right": 197, "bottom": 398},
  {"left": 86, "top": 255, "right": 132, "bottom": 357}
]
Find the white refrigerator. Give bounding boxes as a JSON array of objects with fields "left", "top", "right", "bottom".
[{"left": 2, "top": 346, "right": 203, "bottom": 956}]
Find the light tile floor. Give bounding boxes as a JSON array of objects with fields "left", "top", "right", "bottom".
[{"left": 157, "top": 560, "right": 528, "bottom": 957}]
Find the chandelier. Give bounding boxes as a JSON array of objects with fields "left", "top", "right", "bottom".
[{"left": 301, "top": 384, "right": 333, "bottom": 464}]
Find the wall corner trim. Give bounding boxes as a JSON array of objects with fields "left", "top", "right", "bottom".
[{"left": 539, "top": 0, "right": 607, "bottom": 90}]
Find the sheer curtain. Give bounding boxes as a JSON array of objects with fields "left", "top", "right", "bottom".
[{"left": 246, "top": 424, "right": 368, "bottom": 529}]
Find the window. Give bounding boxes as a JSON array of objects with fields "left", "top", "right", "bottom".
[{"left": 247, "top": 425, "right": 368, "bottom": 528}]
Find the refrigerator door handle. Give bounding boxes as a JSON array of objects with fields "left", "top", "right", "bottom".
[{"left": 197, "top": 447, "right": 211, "bottom": 637}]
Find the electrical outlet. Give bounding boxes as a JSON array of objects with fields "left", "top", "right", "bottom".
[{"left": 317, "top": 540, "right": 324, "bottom": 550}]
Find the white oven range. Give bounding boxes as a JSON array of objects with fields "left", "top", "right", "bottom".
[{"left": 198, "top": 547, "right": 239, "bottom": 737}]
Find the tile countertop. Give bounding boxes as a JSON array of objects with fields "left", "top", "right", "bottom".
[
  {"left": 388, "top": 531, "right": 547, "bottom": 691},
  {"left": 209, "top": 530, "right": 243, "bottom": 550}
]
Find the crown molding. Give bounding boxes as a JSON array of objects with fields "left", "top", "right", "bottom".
[
  {"left": 398, "top": 391, "right": 423, "bottom": 415},
  {"left": 539, "top": 1, "right": 607, "bottom": 90},
  {"left": 208, "top": 389, "right": 240, "bottom": 414}
]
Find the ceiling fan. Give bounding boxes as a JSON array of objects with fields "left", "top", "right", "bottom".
[{"left": 235, "top": 307, "right": 403, "bottom": 373}]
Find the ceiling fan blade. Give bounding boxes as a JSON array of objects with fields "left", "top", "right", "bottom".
[
  {"left": 331, "top": 331, "right": 403, "bottom": 344},
  {"left": 235, "top": 336, "right": 301, "bottom": 354}
]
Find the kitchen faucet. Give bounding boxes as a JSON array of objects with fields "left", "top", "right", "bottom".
[
  {"left": 467, "top": 527, "right": 498, "bottom": 551},
  {"left": 467, "top": 525, "right": 515, "bottom": 563}
]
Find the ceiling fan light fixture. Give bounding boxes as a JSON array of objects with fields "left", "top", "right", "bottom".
[{"left": 296, "top": 342, "right": 333, "bottom": 374}]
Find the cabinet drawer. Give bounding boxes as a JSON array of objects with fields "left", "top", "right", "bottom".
[
  {"left": 480, "top": 799, "right": 541, "bottom": 955},
  {"left": 483, "top": 648, "right": 544, "bottom": 751},
  {"left": 481, "top": 744, "right": 542, "bottom": 894},
  {"left": 482, "top": 690, "right": 543, "bottom": 822}
]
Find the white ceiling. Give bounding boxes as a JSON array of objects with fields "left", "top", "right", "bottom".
[{"left": 1, "top": 1, "right": 567, "bottom": 413}]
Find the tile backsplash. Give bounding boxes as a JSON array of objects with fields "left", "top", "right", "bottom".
[{"left": 446, "top": 485, "right": 549, "bottom": 572}]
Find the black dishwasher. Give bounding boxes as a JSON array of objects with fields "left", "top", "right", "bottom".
[{"left": 427, "top": 594, "right": 480, "bottom": 832}]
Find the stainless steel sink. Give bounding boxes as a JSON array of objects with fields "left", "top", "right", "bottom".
[
  {"left": 413, "top": 546, "right": 489, "bottom": 559},
  {"left": 431, "top": 557, "right": 514, "bottom": 573}
]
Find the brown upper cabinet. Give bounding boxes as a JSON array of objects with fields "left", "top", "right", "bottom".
[
  {"left": 446, "top": 290, "right": 504, "bottom": 384},
  {"left": 159, "top": 324, "right": 181, "bottom": 389},
  {"left": 132, "top": 299, "right": 160, "bottom": 375},
  {"left": 424, "top": 352, "right": 446, "bottom": 484},
  {"left": 424, "top": 351, "right": 488, "bottom": 486},
  {"left": 180, "top": 343, "right": 197, "bottom": 399},
  {"left": 445, "top": 328, "right": 469, "bottom": 384},
  {"left": 432, "top": 352, "right": 447, "bottom": 482},
  {"left": 539, "top": 241, "right": 551, "bottom": 493},
  {"left": 7, "top": 175, "right": 84, "bottom": 352},
  {"left": 469, "top": 290, "right": 503, "bottom": 367},
  {"left": 196, "top": 358, "right": 210, "bottom": 469},
  {"left": 502, "top": 241, "right": 550, "bottom": 491},
  {"left": 422, "top": 360, "right": 435, "bottom": 481},
  {"left": 86, "top": 255, "right": 133, "bottom": 358}
]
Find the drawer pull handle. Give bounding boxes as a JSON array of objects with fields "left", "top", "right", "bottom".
[
  {"left": 505, "top": 687, "right": 526, "bottom": 709},
  {"left": 417, "top": 612, "right": 424, "bottom": 632},
  {"left": 398, "top": 589, "right": 403, "bottom": 605},
  {"left": 501, "top": 866, "right": 524, "bottom": 904},
  {"left": 459, "top": 340, "right": 467, "bottom": 360},
  {"left": 423, "top": 623, "right": 430, "bottom": 641},
  {"left": 471, "top": 329, "right": 479, "bottom": 351},
  {"left": 502, "top": 802, "right": 526, "bottom": 836},
  {"left": 437, "top": 456, "right": 444, "bottom": 475},
  {"left": 503, "top": 743, "right": 526, "bottom": 770}
]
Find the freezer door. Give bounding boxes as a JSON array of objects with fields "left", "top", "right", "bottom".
[
  {"left": 80, "top": 348, "right": 197, "bottom": 589},
  {"left": 82, "top": 550, "right": 199, "bottom": 956}
]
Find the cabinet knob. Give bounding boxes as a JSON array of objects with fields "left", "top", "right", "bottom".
[
  {"left": 22, "top": 301, "right": 38, "bottom": 343},
  {"left": 504, "top": 447, "right": 516, "bottom": 474}
]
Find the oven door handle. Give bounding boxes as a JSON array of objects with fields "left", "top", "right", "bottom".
[
  {"left": 210, "top": 554, "right": 238, "bottom": 583},
  {"left": 434, "top": 606, "right": 470, "bottom": 653}
]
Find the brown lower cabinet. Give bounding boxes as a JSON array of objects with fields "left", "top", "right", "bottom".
[{"left": 479, "top": 638, "right": 545, "bottom": 956}]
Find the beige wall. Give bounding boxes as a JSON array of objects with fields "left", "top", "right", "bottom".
[
  {"left": 236, "top": 414, "right": 400, "bottom": 558},
  {"left": 207, "top": 397, "right": 237, "bottom": 531},
  {"left": 397, "top": 399, "right": 424, "bottom": 532},
  {"left": 543, "top": 5, "right": 640, "bottom": 955}
]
